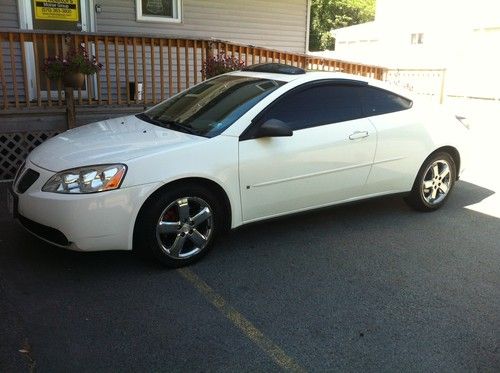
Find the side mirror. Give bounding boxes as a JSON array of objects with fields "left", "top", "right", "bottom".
[{"left": 255, "top": 119, "right": 293, "bottom": 138}]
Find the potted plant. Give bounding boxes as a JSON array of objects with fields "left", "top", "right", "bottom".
[
  {"left": 201, "top": 52, "right": 245, "bottom": 79},
  {"left": 43, "top": 44, "right": 103, "bottom": 89}
]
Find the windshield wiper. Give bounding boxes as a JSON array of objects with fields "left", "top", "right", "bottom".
[
  {"left": 154, "top": 118, "right": 204, "bottom": 137},
  {"left": 136, "top": 112, "right": 161, "bottom": 126},
  {"left": 136, "top": 113, "right": 204, "bottom": 137}
]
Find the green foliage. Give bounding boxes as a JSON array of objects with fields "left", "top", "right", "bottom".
[
  {"left": 309, "top": 0, "right": 376, "bottom": 51},
  {"left": 201, "top": 52, "right": 246, "bottom": 79},
  {"left": 42, "top": 44, "right": 103, "bottom": 80}
]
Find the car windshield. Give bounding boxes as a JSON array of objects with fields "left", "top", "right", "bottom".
[{"left": 139, "top": 75, "right": 285, "bottom": 137}]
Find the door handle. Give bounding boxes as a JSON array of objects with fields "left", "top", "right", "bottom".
[{"left": 349, "top": 131, "right": 369, "bottom": 140}]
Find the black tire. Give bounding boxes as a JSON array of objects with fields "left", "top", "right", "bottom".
[
  {"left": 405, "top": 152, "right": 456, "bottom": 212},
  {"left": 134, "top": 183, "right": 223, "bottom": 267}
]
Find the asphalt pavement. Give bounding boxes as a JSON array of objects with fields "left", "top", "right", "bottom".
[{"left": 1, "top": 103, "right": 499, "bottom": 371}]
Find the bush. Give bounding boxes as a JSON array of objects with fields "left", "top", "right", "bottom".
[{"left": 201, "top": 52, "right": 245, "bottom": 79}]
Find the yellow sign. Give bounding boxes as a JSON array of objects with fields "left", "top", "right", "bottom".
[{"left": 34, "top": 0, "right": 79, "bottom": 22}]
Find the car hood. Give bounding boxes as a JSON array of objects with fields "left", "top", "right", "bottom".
[{"left": 28, "top": 115, "right": 204, "bottom": 171}]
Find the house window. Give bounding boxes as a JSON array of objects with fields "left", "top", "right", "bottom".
[
  {"left": 136, "top": 0, "right": 181, "bottom": 23},
  {"left": 411, "top": 33, "right": 424, "bottom": 44}
]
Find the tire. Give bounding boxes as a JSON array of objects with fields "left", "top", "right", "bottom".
[
  {"left": 134, "top": 183, "right": 223, "bottom": 267},
  {"left": 405, "top": 152, "right": 456, "bottom": 212}
]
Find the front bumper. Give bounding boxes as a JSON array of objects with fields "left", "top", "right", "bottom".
[{"left": 13, "top": 160, "right": 160, "bottom": 252}]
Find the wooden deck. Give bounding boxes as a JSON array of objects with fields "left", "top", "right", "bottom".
[{"left": 0, "top": 29, "right": 386, "bottom": 111}]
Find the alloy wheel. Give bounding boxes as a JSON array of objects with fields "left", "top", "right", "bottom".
[
  {"left": 156, "top": 197, "right": 214, "bottom": 259},
  {"left": 421, "top": 159, "right": 452, "bottom": 205}
]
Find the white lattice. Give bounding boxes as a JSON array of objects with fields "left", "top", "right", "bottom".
[{"left": 0, "top": 131, "right": 59, "bottom": 180}]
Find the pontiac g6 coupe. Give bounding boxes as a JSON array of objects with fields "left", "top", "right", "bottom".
[{"left": 9, "top": 64, "right": 469, "bottom": 267}]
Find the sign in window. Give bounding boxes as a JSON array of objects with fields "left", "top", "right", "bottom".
[{"left": 34, "top": 0, "right": 79, "bottom": 22}]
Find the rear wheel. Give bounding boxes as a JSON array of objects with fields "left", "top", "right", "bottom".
[
  {"left": 405, "top": 152, "right": 456, "bottom": 211},
  {"left": 135, "top": 184, "right": 222, "bottom": 267}
]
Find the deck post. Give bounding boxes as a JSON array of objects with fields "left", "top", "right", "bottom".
[{"left": 65, "top": 87, "right": 76, "bottom": 129}]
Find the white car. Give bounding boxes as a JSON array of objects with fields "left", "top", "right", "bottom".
[{"left": 9, "top": 64, "right": 470, "bottom": 267}]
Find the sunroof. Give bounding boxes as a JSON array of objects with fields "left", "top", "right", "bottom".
[{"left": 242, "top": 63, "right": 306, "bottom": 75}]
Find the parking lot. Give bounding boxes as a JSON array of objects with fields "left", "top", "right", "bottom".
[{"left": 1, "top": 103, "right": 499, "bottom": 371}]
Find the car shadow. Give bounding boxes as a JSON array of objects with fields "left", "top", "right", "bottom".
[{"left": 213, "top": 180, "right": 497, "bottom": 257}]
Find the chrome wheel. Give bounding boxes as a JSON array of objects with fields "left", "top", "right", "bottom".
[
  {"left": 156, "top": 197, "right": 214, "bottom": 259},
  {"left": 421, "top": 159, "right": 452, "bottom": 205}
]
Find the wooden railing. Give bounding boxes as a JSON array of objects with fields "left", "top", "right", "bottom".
[{"left": 0, "top": 30, "right": 386, "bottom": 110}]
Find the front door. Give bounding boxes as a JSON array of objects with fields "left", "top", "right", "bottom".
[
  {"left": 238, "top": 83, "right": 377, "bottom": 222},
  {"left": 19, "top": 0, "right": 92, "bottom": 100}
]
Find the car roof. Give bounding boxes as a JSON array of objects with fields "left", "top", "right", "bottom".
[
  {"left": 227, "top": 70, "right": 413, "bottom": 100},
  {"left": 226, "top": 70, "right": 302, "bottom": 82}
]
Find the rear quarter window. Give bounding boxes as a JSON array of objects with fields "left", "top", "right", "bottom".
[{"left": 360, "top": 86, "right": 412, "bottom": 116}]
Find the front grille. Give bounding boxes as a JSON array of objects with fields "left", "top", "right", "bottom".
[
  {"left": 16, "top": 169, "right": 40, "bottom": 194},
  {"left": 18, "top": 215, "right": 69, "bottom": 246}
]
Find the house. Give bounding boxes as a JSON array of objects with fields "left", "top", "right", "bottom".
[
  {"left": 2, "top": 0, "right": 312, "bottom": 117},
  {"left": 0, "top": 0, "right": 383, "bottom": 180},
  {"left": 6, "top": 0, "right": 312, "bottom": 53},
  {"left": 332, "top": 0, "right": 500, "bottom": 101}
]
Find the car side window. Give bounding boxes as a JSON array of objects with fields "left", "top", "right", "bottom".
[
  {"left": 257, "top": 84, "right": 364, "bottom": 131},
  {"left": 360, "top": 86, "right": 412, "bottom": 116}
]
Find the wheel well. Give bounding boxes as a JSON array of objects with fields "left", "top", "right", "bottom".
[
  {"left": 133, "top": 178, "right": 232, "bottom": 246},
  {"left": 429, "top": 146, "right": 461, "bottom": 179}
]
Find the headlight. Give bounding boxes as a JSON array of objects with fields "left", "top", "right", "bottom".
[{"left": 42, "top": 164, "right": 127, "bottom": 194}]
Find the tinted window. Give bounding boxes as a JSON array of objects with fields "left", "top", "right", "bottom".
[
  {"left": 360, "top": 87, "right": 412, "bottom": 116},
  {"left": 258, "top": 84, "right": 364, "bottom": 131},
  {"left": 143, "top": 75, "right": 285, "bottom": 137}
]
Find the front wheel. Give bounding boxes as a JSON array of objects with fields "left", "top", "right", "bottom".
[
  {"left": 405, "top": 152, "right": 456, "bottom": 212},
  {"left": 135, "top": 184, "right": 222, "bottom": 267}
]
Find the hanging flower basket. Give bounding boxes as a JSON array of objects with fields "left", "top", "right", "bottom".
[
  {"left": 63, "top": 72, "right": 85, "bottom": 89},
  {"left": 43, "top": 43, "right": 103, "bottom": 89}
]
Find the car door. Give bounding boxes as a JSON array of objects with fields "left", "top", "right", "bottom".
[
  {"left": 238, "top": 82, "right": 377, "bottom": 222},
  {"left": 358, "top": 86, "right": 419, "bottom": 194}
]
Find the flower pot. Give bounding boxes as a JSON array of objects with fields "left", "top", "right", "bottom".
[{"left": 63, "top": 72, "right": 85, "bottom": 89}]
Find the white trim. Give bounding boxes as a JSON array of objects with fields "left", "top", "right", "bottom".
[
  {"left": 136, "top": 0, "right": 182, "bottom": 23},
  {"left": 18, "top": 0, "right": 33, "bottom": 29},
  {"left": 79, "top": 0, "right": 89, "bottom": 31},
  {"left": 18, "top": 1, "right": 35, "bottom": 99},
  {"left": 88, "top": 0, "right": 97, "bottom": 32},
  {"left": 305, "top": 0, "right": 311, "bottom": 53}
]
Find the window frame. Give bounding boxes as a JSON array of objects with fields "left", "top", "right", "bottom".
[
  {"left": 240, "top": 79, "right": 368, "bottom": 141},
  {"left": 136, "top": 0, "right": 182, "bottom": 23},
  {"left": 410, "top": 33, "right": 424, "bottom": 45}
]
